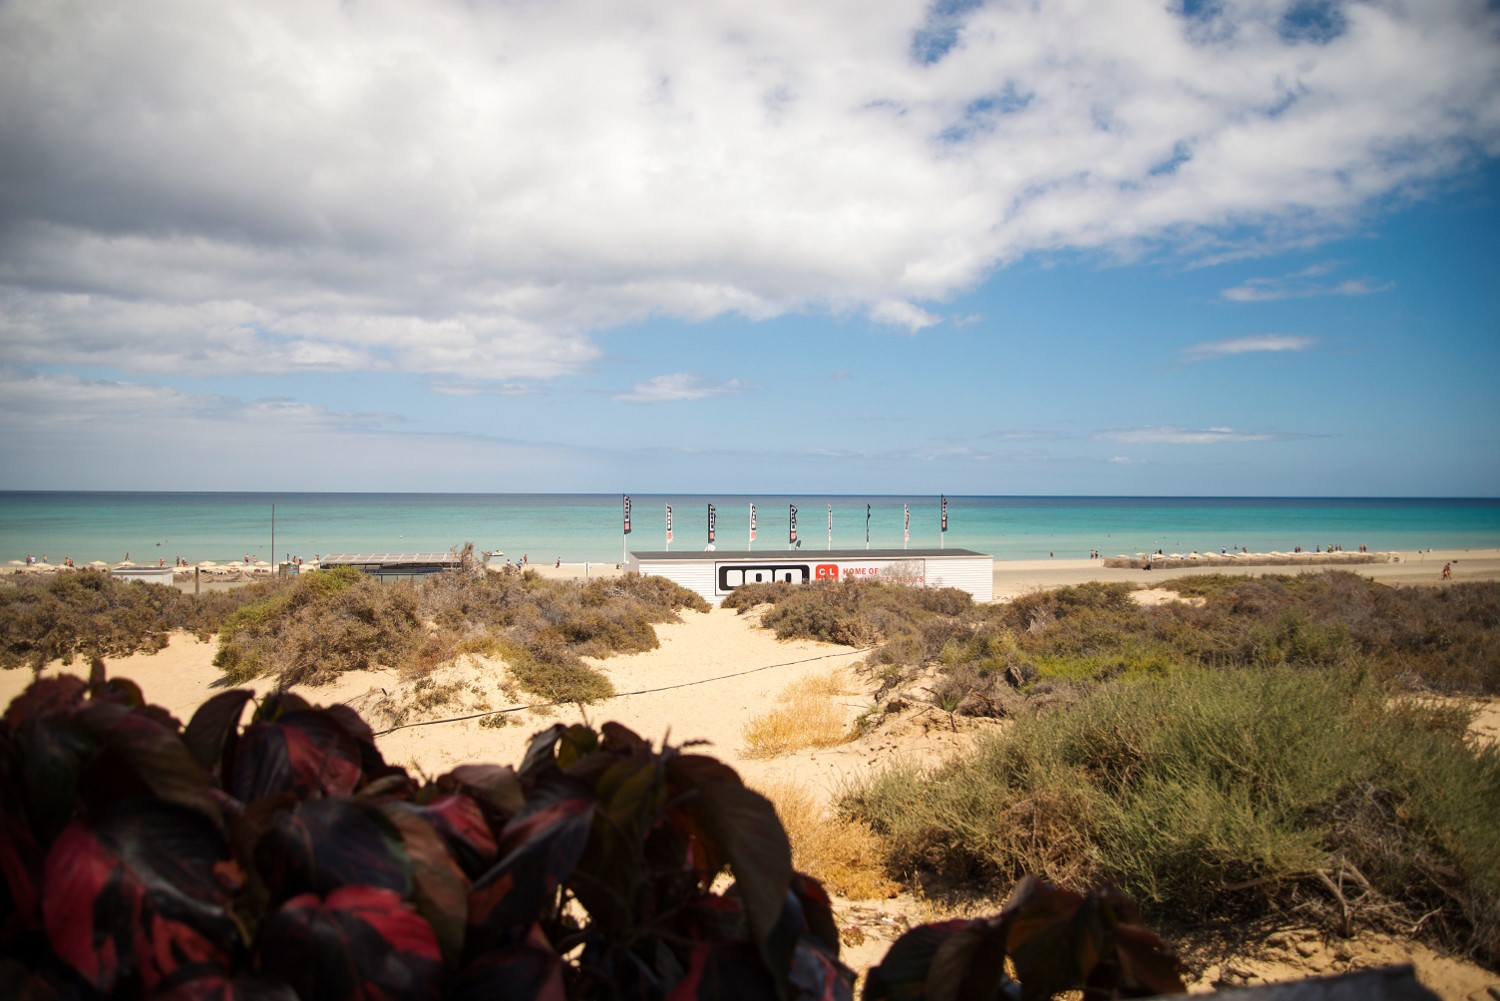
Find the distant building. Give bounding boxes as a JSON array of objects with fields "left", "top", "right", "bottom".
[
  {"left": 109, "top": 565, "right": 177, "bottom": 585},
  {"left": 319, "top": 553, "right": 462, "bottom": 581},
  {"left": 625, "top": 548, "right": 993, "bottom": 605}
]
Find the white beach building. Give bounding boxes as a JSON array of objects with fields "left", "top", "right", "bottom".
[{"left": 624, "top": 548, "right": 993, "bottom": 606}]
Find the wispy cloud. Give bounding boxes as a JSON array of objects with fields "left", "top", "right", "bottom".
[
  {"left": 1221, "top": 262, "right": 1395, "bottom": 302},
  {"left": 614, "top": 373, "right": 745, "bottom": 404},
  {"left": 1095, "top": 426, "right": 1309, "bottom": 444},
  {"left": 429, "top": 381, "right": 544, "bottom": 398},
  {"left": 1183, "top": 334, "right": 1317, "bottom": 362}
]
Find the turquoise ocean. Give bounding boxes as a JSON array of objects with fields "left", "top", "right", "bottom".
[{"left": 3, "top": 493, "right": 1499, "bottom": 567}]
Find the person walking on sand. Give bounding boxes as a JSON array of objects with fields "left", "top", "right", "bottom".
[{"left": 1442, "top": 562, "right": 1452, "bottom": 579}]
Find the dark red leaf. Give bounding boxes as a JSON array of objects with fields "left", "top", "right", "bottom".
[
  {"left": 0, "top": 955, "right": 96, "bottom": 1000},
  {"left": 1105, "top": 921, "right": 1187, "bottom": 996},
  {"left": 0, "top": 733, "right": 43, "bottom": 932},
  {"left": 250, "top": 692, "right": 311, "bottom": 723},
  {"left": 254, "top": 885, "right": 442, "bottom": 1001},
  {"left": 417, "top": 792, "right": 498, "bottom": 878},
  {"left": 2, "top": 676, "right": 87, "bottom": 732},
  {"left": 254, "top": 797, "right": 411, "bottom": 903},
  {"left": 788, "top": 939, "right": 856, "bottom": 1001},
  {"left": 436, "top": 763, "right": 524, "bottom": 831},
  {"left": 323, "top": 703, "right": 393, "bottom": 779},
  {"left": 999, "top": 878, "right": 1093, "bottom": 1001},
  {"left": 72, "top": 704, "right": 220, "bottom": 823},
  {"left": 12, "top": 714, "right": 89, "bottom": 847},
  {"left": 997, "top": 877, "right": 1184, "bottom": 999},
  {"left": 668, "top": 756, "right": 793, "bottom": 979},
  {"left": 860, "top": 918, "right": 988, "bottom": 1001},
  {"left": 450, "top": 935, "right": 565, "bottom": 1001},
  {"left": 153, "top": 969, "right": 299, "bottom": 1001},
  {"left": 184, "top": 690, "right": 256, "bottom": 781},
  {"left": 791, "top": 873, "right": 841, "bottom": 961},
  {"left": 380, "top": 803, "right": 471, "bottom": 969},
  {"left": 42, "top": 800, "right": 236, "bottom": 995},
  {"left": 598, "top": 720, "right": 654, "bottom": 756},
  {"left": 468, "top": 774, "right": 595, "bottom": 952},
  {"left": 231, "top": 709, "right": 363, "bottom": 802},
  {"left": 517, "top": 724, "right": 568, "bottom": 779},
  {"left": 666, "top": 942, "right": 777, "bottom": 1001}
]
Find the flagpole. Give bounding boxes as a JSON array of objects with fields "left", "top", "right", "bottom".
[{"left": 622, "top": 495, "right": 631, "bottom": 565}]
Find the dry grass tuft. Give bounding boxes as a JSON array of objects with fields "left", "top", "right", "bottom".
[
  {"left": 754, "top": 779, "right": 899, "bottom": 900},
  {"left": 742, "top": 670, "right": 855, "bottom": 758},
  {"left": 781, "top": 669, "right": 856, "bottom": 700}
]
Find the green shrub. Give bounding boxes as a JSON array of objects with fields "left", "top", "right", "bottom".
[
  {"left": 844, "top": 665, "right": 1500, "bottom": 964},
  {"left": 501, "top": 637, "right": 615, "bottom": 705}
]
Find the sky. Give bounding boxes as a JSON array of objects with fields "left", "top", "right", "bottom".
[{"left": 1, "top": 0, "right": 1498, "bottom": 497}]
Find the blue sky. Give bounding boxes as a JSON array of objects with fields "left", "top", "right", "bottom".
[{"left": 2, "top": 0, "right": 1497, "bottom": 496}]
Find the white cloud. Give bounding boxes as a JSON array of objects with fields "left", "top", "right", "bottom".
[
  {"left": 1095, "top": 425, "right": 1307, "bottom": 444},
  {"left": 870, "top": 299, "right": 941, "bottom": 332},
  {"left": 1221, "top": 262, "right": 1396, "bottom": 302},
  {"left": 1183, "top": 334, "right": 1318, "bottom": 361},
  {"left": 614, "top": 373, "right": 745, "bottom": 403},
  {"left": 0, "top": 0, "right": 1494, "bottom": 381}
]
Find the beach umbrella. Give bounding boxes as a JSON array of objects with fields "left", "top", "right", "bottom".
[{"left": 89, "top": 560, "right": 108, "bottom": 567}]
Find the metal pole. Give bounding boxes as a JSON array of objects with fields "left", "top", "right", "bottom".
[{"left": 271, "top": 504, "right": 275, "bottom": 577}]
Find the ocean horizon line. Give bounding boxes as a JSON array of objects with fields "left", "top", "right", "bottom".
[{"left": 3, "top": 490, "right": 1497, "bottom": 502}]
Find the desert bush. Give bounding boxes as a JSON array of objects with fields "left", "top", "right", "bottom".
[
  {"left": 730, "top": 579, "right": 977, "bottom": 675},
  {"left": 0, "top": 669, "right": 1185, "bottom": 1000},
  {"left": 0, "top": 570, "right": 283, "bottom": 671},
  {"left": 499, "top": 637, "right": 615, "bottom": 705},
  {"left": 211, "top": 564, "right": 707, "bottom": 697},
  {"left": 845, "top": 665, "right": 1500, "bottom": 966},
  {"left": 215, "top": 567, "right": 425, "bottom": 686}
]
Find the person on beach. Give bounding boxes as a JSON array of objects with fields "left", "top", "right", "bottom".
[
  {"left": 555, "top": 556, "right": 561, "bottom": 568},
  {"left": 1443, "top": 563, "right": 1452, "bottom": 579}
]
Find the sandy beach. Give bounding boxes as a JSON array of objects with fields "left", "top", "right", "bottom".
[{"left": 3, "top": 549, "right": 1498, "bottom": 996}]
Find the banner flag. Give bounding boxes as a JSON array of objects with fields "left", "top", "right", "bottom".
[
  {"left": 623, "top": 495, "right": 632, "bottom": 535},
  {"left": 941, "top": 495, "right": 948, "bottom": 533},
  {"left": 904, "top": 504, "right": 910, "bottom": 544},
  {"left": 789, "top": 504, "right": 798, "bottom": 544},
  {"left": 749, "top": 503, "right": 757, "bottom": 542},
  {"left": 707, "top": 504, "right": 717, "bottom": 544},
  {"left": 665, "top": 504, "right": 673, "bottom": 544},
  {"left": 865, "top": 504, "right": 871, "bottom": 543}
]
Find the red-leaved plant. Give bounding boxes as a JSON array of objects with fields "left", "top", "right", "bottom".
[{"left": 0, "top": 660, "right": 1185, "bottom": 999}]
